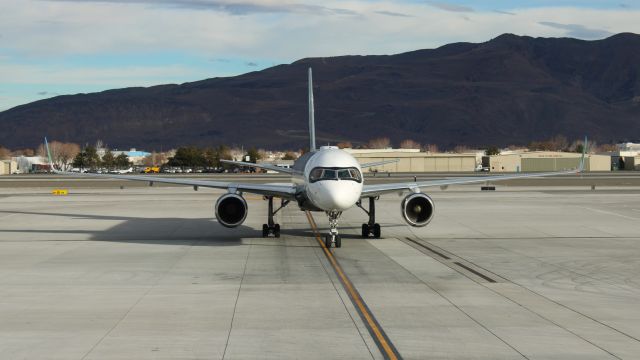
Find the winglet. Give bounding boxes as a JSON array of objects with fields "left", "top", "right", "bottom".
[
  {"left": 44, "top": 137, "right": 57, "bottom": 173},
  {"left": 578, "top": 136, "right": 587, "bottom": 173}
]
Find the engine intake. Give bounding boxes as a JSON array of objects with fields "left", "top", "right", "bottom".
[
  {"left": 401, "top": 193, "right": 435, "bottom": 227},
  {"left": 215, "top": 193, "right": 248, "bottom": 228}
]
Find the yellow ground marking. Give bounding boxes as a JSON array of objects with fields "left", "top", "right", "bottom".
[{"left": 305, "top": 211, "right": 399, "bottom": 360}]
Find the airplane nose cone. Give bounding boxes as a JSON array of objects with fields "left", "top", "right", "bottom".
[{"left": 311, "top": 181, "right": 362, "bottom": 211}]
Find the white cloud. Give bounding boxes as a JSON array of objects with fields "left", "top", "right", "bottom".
[
  {"left": 0, "top": 0, "right": 639, "bottom": 110},
  {"left": 0, "top": 62, "right": 202, "bottom": 86},
  {"left": 0, "top": 0, "right": 637, "bottom": 60}
]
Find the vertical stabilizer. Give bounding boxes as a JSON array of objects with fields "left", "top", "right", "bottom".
[
  {"left": 578, "top": 136, "right": 588, "bottom": 172},
  {"left": 308, "top": 68, "right": 316, "bottom": 152}
]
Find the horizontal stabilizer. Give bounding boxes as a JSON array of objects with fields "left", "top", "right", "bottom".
[{"left": 220, "top": 159, "right": 294, "bottom": 174}]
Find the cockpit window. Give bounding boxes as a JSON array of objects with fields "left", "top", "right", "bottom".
[{"left": 309, "top": 167, "right": 362, "bottom": 183}]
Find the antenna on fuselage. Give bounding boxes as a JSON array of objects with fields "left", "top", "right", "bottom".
[{"left": 308, "top": 67, "right": 316, "bottom": 152}]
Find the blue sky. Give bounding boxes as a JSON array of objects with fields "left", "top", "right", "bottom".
[{"left": 0, "top": 0, "right": 639, "bottom": 111}]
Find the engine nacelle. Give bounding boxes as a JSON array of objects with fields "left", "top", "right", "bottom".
[
  {"left": 215, "top": 193, "right": 248, "bottom": 228},
  {"left": 401, "top": 193, "right": 435, "bottom": 227}
]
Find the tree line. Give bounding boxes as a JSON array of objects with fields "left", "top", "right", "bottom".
[{"left": 70, "top": 145, "right": 131, "bottom": 170}]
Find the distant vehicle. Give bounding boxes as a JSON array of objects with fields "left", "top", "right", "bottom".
[
  {"left": 45, "top": 68, "right": 587, "bottom": 248},
  {"left": 475, "top": 164, "right": 489, "bottom": 172},
  {"left": 116, "top": 167, "right": 133, "bottom": 174},
  {"left": 143, "top": 166, "right": 160, "bottom": 173}
]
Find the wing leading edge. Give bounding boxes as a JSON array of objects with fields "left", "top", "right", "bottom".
[
  {"left": 219, "top": 159, "right": 295, "bottom": 174},
  {"left": 362, "top": 137, "right": 587, "bottom": 198},
  {"left": 44, "top": 138, "right": 297, "bottom": 199}
]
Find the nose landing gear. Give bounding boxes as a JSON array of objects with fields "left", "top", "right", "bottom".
[
  {"left": 357, "top": 197, "right": 381, "bottom": 238},
  {"left": 324, "top": 210, "right": 342, "bottom": 248},
  {"left": 262, "top": 197, "right": 289, "bottom": 238}
]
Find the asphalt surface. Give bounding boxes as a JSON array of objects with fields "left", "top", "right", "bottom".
[{"left": 1, "top": 180, "right": 640, "bottom": 359}]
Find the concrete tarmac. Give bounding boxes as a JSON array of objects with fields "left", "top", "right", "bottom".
[{"left": 1, "top": 183, "right": 640, "bottom": 359}]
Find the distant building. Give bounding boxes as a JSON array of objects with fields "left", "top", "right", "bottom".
[
  {"left": 617, "top": 142, "right": 640, "bottom": 152},
  {"left": 483, "top": 152, "right": 611, "bottom": 172},
  {"left": 344, "top": 149, "right": 477, "bottom": 172},
  {"left": 0, "top": 159, "right": 18, "bottom": 175},
  {"left": 12, "top": 156, "right": 47, "bottom": 173},
  {"left": 98, "top": 148, "right": 151, "bottom": 165}
]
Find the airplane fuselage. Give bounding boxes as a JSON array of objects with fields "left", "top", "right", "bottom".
[{"left": 291, "top": 146, "right": 363, "bottom": 212}]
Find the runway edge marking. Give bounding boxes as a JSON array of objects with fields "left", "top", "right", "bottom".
[{"left": 305, "top": 211, "right": 403, "bottom": 360}]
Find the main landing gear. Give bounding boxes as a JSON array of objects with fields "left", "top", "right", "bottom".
[
  {"left": 357, "top": 197, "right": 381, "bottom": 238},
  {"left": 324, "top": 210, "right": 342, "bottom": 248},
  {"left": 262, "top": 196, "right": 289, "bottom": 238}
]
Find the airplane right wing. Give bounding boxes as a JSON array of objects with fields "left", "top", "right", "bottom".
[{"left": 220, "top": 159, "right": 295, "bottom": 174}]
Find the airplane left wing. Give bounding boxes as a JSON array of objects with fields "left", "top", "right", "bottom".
[{"left": 44, "top": 139, "right": 298, "bottom": 199}]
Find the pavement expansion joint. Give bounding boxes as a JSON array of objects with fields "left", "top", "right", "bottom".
[{"left": 403, "top": 237, "right": 506, "bottom": 284}]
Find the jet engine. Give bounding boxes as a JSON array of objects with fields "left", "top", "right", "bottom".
[
  {"left": 401, "top": 193, "right": 435, "bottom": 227},
  {"left": 215, "top": 194, "right": 248, "bottom": 228}
]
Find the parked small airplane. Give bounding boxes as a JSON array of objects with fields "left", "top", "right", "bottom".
[{"left": 46, "top": 68, "right": 586, "bottom": 248}]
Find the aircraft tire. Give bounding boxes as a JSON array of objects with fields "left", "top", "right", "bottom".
[
  {"left": 361, "top": 224, "right": 369, "bottom": 238},
  {"left": 324, "top": 235, "right": 332, "bottom": 248}
]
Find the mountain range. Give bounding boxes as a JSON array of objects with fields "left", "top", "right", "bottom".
[{"left": 1, "top": 33, "right": 639, "bottom": 150}]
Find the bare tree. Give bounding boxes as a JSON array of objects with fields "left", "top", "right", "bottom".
[
  {"left": 336, "top": 141, "right": 352, "bottom": 149},
  {"left": 60, "top": 143, "right": 80, "bottom": 169},
  {"left": 549, "top": 135, "right": 569, "bottom": 151},
  {"left": 37, "top": 141, "right": 80, "bottom": 169},
  {"left": 399, "top": 139, "right": 421, "bottom": 149},
  {"left": 142, "top": 152, "right": 169, "bottom": 167},
  {"left": 282, "top": 152, "right": 298, "bottom": 160},
  {"left": 596, "top": 143, "right": 617, "bottom": 152},
  {"left": 453, "top": 145, "right": 469, "bottom": 153},
  {"left": 0, "top": 146, "right": 11, "bottom": 160},
  {"left": 423, "top": 144, "right": 438, "bottom": 153},
  {"left": 368, "top": 137, "right": 391, "bottom": 149},
  {"left": 12, "top": 148, "right": 35, "bottom": 157}
]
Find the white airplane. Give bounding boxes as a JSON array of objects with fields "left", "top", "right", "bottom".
[{"left": 45, "top": 68, "right": 586, "bottom": 248}]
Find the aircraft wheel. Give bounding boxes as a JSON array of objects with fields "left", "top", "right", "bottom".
[
  {"left": 335, "top": 235, "right": 342, "bottom": 248},
  {"left": 373, "top": 223, "right": 381, "bottom": 238},
  {"left": 361, "top": 224, "right": 369, "bottom": 238},
  {"left": 274, "top": 224, "right": 281, "bottom": 238},
  {"left": 324, "top": 234, "right": 332, "bottom": 248},
  {"left": 262, "top": 224, "right": 269, "bottom": 238}
]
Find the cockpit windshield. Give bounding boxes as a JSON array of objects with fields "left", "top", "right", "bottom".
[{"left": 309, "top": 167, "right": 362, "bottom": 183}]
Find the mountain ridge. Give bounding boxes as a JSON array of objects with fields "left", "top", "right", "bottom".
[{"left": 1, "top": 33, "right": 639, "bottom": 150}]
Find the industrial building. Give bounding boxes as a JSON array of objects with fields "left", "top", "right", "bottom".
[
  {"left": 345, "top": 149, "right": 478, "bottom": 172},
  {"left": 343, "top": 148, "right": 612, "bottom": 173},
  {"left": 0, "top": 160, "right": 18, "bottom": 175},
  {"left": 483, "top": 152, "right": 611, "bottom": 172}
]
